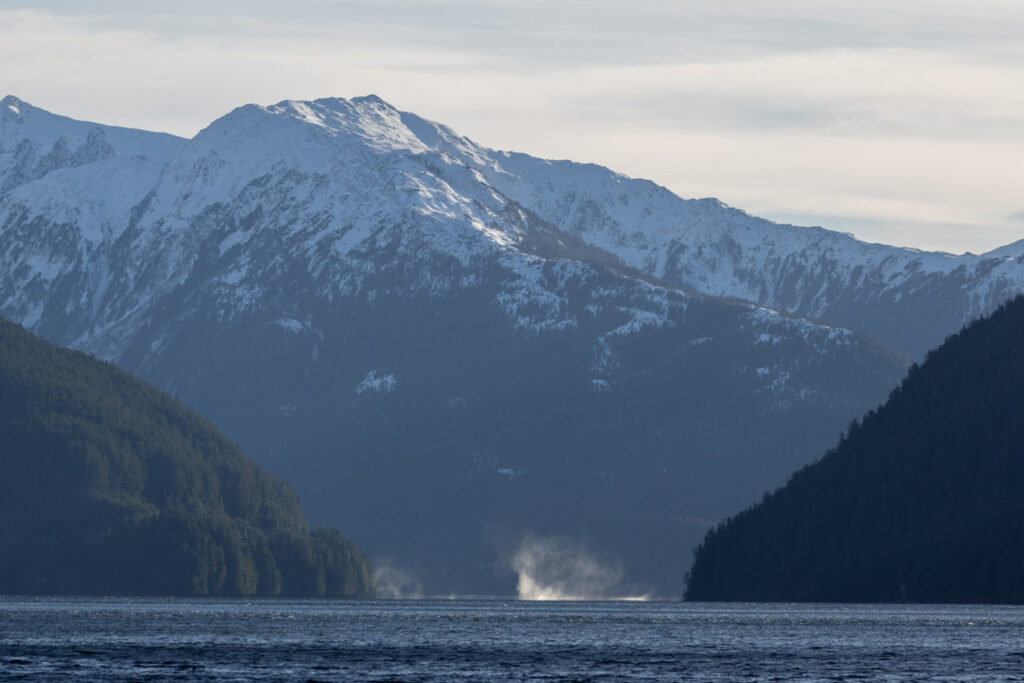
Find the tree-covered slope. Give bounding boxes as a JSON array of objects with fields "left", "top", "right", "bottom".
[
  {"left": 685, "top": 295, "right": 1024, "bottom": 603},
  {"left": 0, "top": 316, "right": 373, "bottom": 597}
]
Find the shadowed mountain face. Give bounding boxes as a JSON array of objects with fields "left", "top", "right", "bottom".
[
  {"left": 685, "top": 295, "right": 1024, "bottom": 604},
  {"left": 1, "top": 93, "right": 1001, "bottom": 595},
  {"left": 0, "top": 316, "right": 373, "bottom": 598}
]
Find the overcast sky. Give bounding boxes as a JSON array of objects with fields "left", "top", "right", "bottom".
[{"left": 2, "top": 1, "right": 1023, "bottom": 253}]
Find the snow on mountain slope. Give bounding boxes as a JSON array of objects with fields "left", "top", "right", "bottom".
[
  {"left": 0, "top": 96, "right": 533, "bottom": 355},
  {"left": 0, "top": 92, "right": 900, "bottom": 403},
  {"left": 7, "top": 92, "right": 1020, "bottom": 361},
  {"left": 0, "top": 95, "right": 184, "bottom": 193},
  {"left": 291, "top": 99, "right": 1024, "bottom": 359},
  {"left": 0, "top": 97, "right": 753, "bottom": 360},
  {"left": 984, "top": 238, "right": 1024, "bottom": 260},
  {"left": 0, "top": 95, "right": 920, "bottom": 595},
  {"left": 490, "top": 169, "right": 1024, "bottom": 357},
  {"left": 0, "top": 96, "right": 905, "bottom": 448},
  {"left": 0, "top": 95, "right": 187, "bottom": 335},
  {"left": 5, "top": 92, "right": 1002, "bottom": 400}
]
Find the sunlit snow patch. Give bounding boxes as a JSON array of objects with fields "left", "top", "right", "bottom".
[{"left": 355, "top": 370, "right": 398, "bottom": 396}]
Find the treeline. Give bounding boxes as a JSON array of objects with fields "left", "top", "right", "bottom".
[
  {"left": 685, "top": 295, "right": 1024, "bottom": 603},
  {"left": 0, "top": 316, "right": 373, "bottom": 597}
]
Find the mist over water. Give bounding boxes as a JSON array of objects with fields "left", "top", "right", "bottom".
[
  {"left": 511, "top": 534, "right": 650, "bottom": 601},
  {"left": 373, "top": 559, "right": 425, "bottom": 599},
  {"left": 374, "top": 535, "right": 652, "bottom": 600}
]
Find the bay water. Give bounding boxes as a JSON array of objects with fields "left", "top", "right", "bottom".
[{"left": 2, "top": 597, "right": 1023, "bottom": 681}]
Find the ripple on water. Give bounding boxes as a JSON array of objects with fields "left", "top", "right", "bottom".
[{"left": 3, "top": 599, "right": 1024, "bottom": 681}]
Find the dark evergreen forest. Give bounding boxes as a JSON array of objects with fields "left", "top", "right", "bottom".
[
  {"left": 0, "top": 316, "right": 373, "bottom": 597},
  {"left": 685, "top": 295, "right": 1024, "bottom": 603}
]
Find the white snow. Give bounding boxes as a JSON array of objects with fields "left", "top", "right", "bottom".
[
  {"left": 1, "top": 94, "right": 184, "bottom": 191},
  {"left": 274, "top": 318, "right": 308, "bottom": 334},
  {"left": 604, "top": 308, "right": 669, "bottom": 337},
  {"left": 355, "top": 370, "right": 398, "bottom": 396},
  {"left": 984, "top": 238, "right": 1024, "bottom": 260},
  {"left": 22, "top": 254, "right": 64, "bottom": 282},
  {"left": 4, "top": 157, "right": 166, "bottom": 244},
  {"left": 219, "top": 230, "right": 248, "bottom": 255},
  {"left": 3, "top": 92, "right": 1023, "bottom": 371}
]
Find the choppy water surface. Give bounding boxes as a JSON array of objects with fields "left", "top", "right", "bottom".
[{"left": 2, "top": 598, "right": 1024, "bottom": 681}]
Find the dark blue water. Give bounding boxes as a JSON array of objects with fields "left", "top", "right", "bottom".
[{"left": 2, "top": 598, "right": 1024, "bottom": 681}]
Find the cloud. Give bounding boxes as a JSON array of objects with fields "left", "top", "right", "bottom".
[
  {"left": 2, "top": 3, "right": 1023, "bottom": 253},
  {"left": 9, "top": 2, "right": 1024, "bottom": 68}
]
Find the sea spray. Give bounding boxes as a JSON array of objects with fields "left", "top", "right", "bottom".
[
  {"left": 511, "top": 533, "right": 650, "bottom": 600},
  {"left": 373, "top": 559, "right": 425, "bottom": 599}
]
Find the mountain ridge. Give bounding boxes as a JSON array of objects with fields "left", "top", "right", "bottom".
[
  {"left": 191, "top": 93, "right": 1024, "bottom": 357},
  {"left": 0, "top": 94, "right": 1006, "bottom": 595}
]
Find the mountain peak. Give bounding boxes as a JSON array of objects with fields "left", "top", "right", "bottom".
[
  {"left": 2, "top": 95, "right": 29, "bottom": 118},
  {"left": 208, "top": 96, "right": 465, "bottom": 158},
  {"left": 983, "top": 237, "right": 1024, "bottom": 260},
  {"left": 350, "top": 93, "right": 391, "bottom": 108},
  {"left": 265, "top": 95, "right": 397, "bottom": 119}
]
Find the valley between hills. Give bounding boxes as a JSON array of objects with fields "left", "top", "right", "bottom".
[{"left": 3, "top": 94, "right": 1024, "bottom": 598}]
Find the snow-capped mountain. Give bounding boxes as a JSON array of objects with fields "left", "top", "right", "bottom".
[
  {"left": 344, "top": 104, "right": 1024, "bottom": 360},
  {"left": 0, "top": 95, "right": 183, "bottom": 194},
  {"left": 0, "top": 94, "right": 995, "bottom": 595}
]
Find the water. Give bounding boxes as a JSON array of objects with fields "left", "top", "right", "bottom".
[{"left": 2, "top": 598, "right": 1023, "bottom": 681}]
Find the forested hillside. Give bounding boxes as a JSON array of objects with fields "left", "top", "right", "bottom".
[
  {"left": 0, "top": 94, "right": 916, "bottom": 594},
  {"left": 0, "top": 316, "right": 373, "bottom": 597},
  {"left": 685, "top": 296, "right": 1024, "bottom": 603}
]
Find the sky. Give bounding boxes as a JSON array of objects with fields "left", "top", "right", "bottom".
[{"left": 1, "top": 0, "right": 1022, "bottom": 254}]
